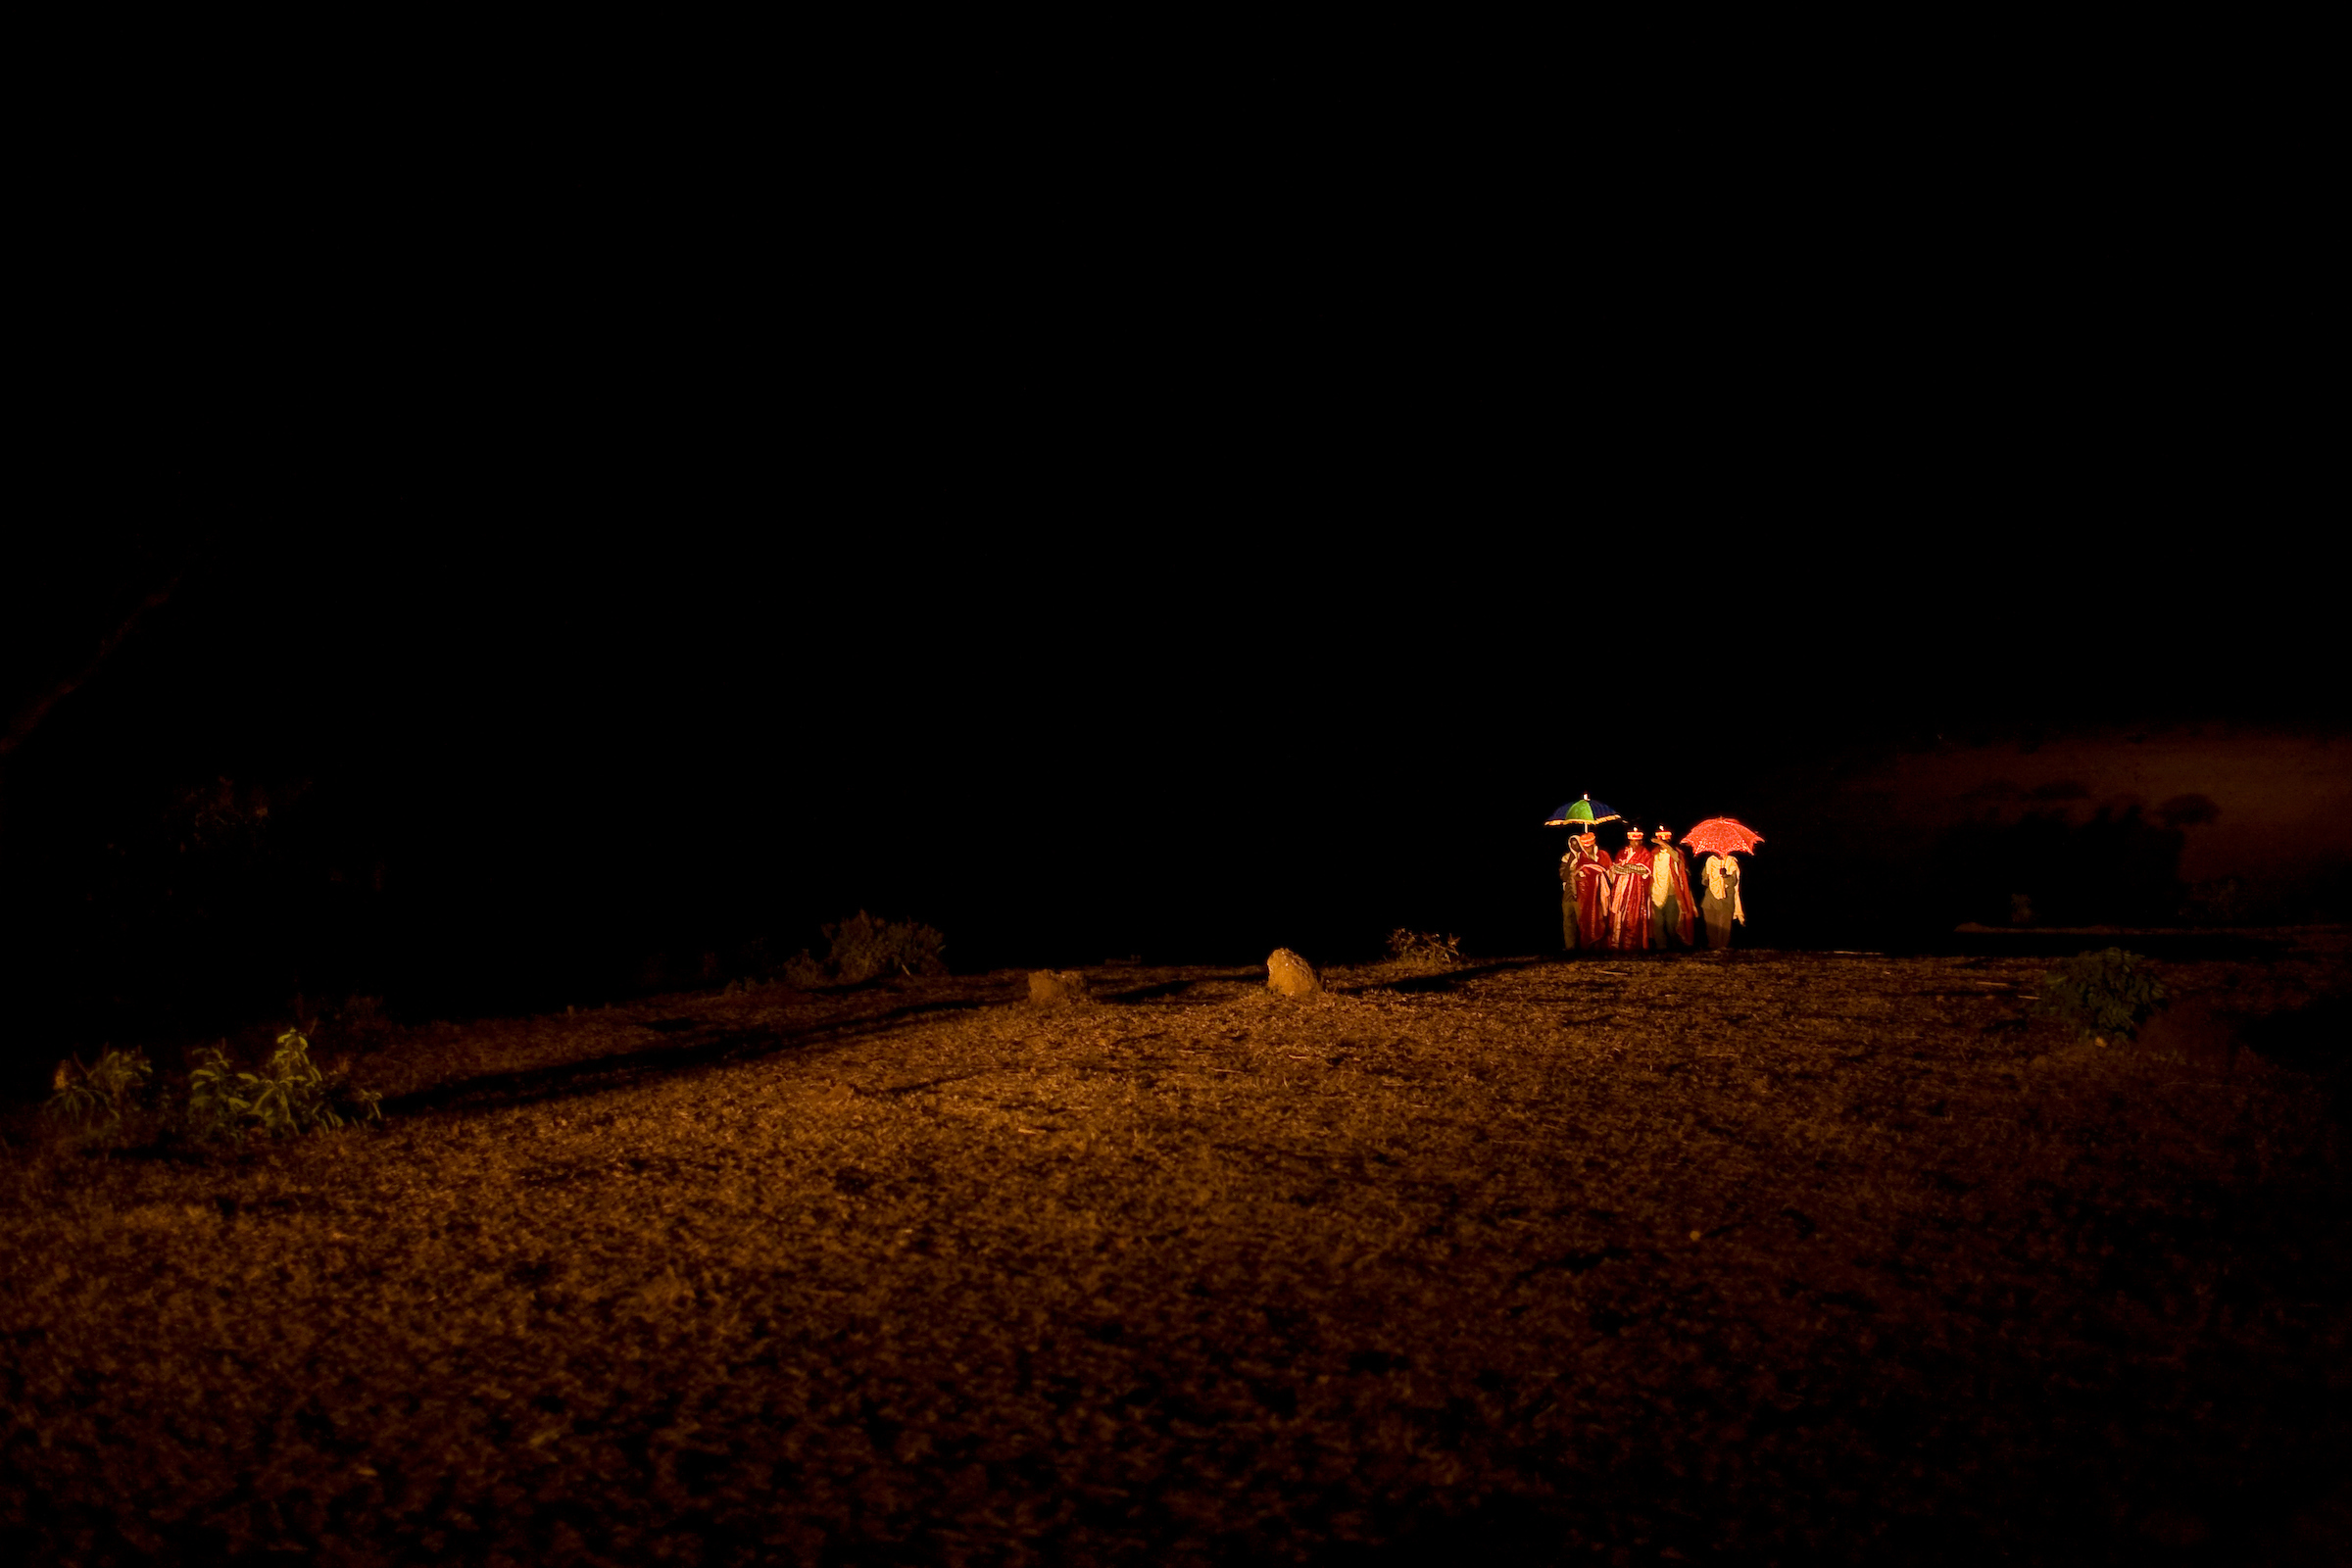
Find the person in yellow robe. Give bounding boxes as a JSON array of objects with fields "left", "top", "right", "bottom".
[{"left": 1698, "top": 851, "right": 1744, "bottom": 949}]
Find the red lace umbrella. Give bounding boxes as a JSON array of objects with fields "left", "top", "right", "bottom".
[{"left": 1682, "top": 817, "right": 1763, "bottom": 856}]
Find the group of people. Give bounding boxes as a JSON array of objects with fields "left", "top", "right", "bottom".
[{"left": 1559, "top": 825, "right": 1745, "bottom": 953}]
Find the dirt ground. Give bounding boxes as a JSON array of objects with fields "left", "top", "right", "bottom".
[{"left": 3, "top": 940, "right": 2349, "bottom": 1565}]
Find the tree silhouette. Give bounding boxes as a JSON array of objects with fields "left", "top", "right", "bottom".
[{"left": 0, "top": 574, "right": 179, "bottom": 765}]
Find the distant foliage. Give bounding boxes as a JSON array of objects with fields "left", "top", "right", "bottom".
[
  {"left": 1385, "top": 929, "right": 1463, "bottom": 968},
  {"left": 780, "top": 911, "right": 948, "bottom": 987},
  {"left": 324, "top": 995, "right": 398, "bottom": 1056},
  {"left": 828, "top": 911, "right": 948, "bottom": 983},
  {"left": 45, "top": 1047, "right": 155, "bottom": 1137},
  {"left": 2036, "top": 948, "right": 2168, "bottom": 1044},
  {"left": 187, "top": 1028, "right": 383, "bottom": 1141},
  {"left": 67, "top": 774, "right": 317, "bottom": 1034},
  {"left": 2180, "top": 876, "right": 2249, "bottom": 925},
  {"left": 779, "top": 951, "right": 832, "bottom": 988}
]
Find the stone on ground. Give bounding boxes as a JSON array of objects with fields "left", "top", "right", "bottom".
[
  {"left": 1266, "top": 948, "right": 1321, "bottom": 997},
  {"left": 1027, "top": 969, "right": 1091, "bottom": 1004}
]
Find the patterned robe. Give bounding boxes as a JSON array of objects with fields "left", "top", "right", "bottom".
[
  {"left": 1605, "top": 844, "right": 1652, "bottom": 950},
  {"left": 1562, "top": 838, "right": 1613, "bottom": 951}
]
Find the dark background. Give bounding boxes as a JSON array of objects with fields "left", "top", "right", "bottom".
[{"left": 7, "top": 98, "right": 2333, "bottom": 1085}]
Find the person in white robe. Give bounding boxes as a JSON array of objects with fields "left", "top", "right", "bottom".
[{"left": 1698, "top": 852, "right": 1744, "bottom": 950}]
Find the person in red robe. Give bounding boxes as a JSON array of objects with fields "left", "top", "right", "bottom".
[
  {"left": 1606, "top": 827, "right": 1653, "bottom": 949},
  {"left": 1647, "top": 825, "right": 1698, "bottom": 949},
  {"left": 1562, "top": 831, "right": 1612, "bottom": 952}
]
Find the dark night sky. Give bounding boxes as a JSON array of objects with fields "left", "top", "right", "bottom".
[{"left": 6, "top": 115, "right": 2330, "bottom": 1064}]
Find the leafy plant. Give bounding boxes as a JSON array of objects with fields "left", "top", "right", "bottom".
[
  {"left": 1386, "top": 929, "right": 1463, "bottom": 968},
  {"left": 45, "top": 1047, "right": 154, "bottom": 1136},
  {"left": 2036, "top": 948, "right": 2168, "bottom": 1045},
  {"left": 780, "top": 911, "right": 948, "bottom": 986},
  {"left": 187, "top": 1027, "right": 382, "bottom": 1141}
]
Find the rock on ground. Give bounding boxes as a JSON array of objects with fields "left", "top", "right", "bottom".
[
  {"left": 1266, "top": 948, "right": 1321, "bottom": 997},
  {"left": 1027, "top": 969, "right": 1091, "bottom": 1004}
]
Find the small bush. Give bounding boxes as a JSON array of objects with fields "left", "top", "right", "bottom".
[
  {"left": 779, "top": 951, "right": 832, "bottom": 988},
  {"left": 1386, "top": 929, "right": 1463, "bottom": 968},
  {"left": 45, "top": 1047, "right": 155, "bottom": 1137},
  {"left": 186, "top": 1028, "right": 382, "bottom": 1141},
  {"left": 2036, "top": 948, "right": 2168, "bottom": 1045},
  {"left": 780, "top": 911, "right": 948, "bottom": 987}
]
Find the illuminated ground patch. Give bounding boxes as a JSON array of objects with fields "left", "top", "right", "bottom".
[{"left": 4, "top": 946, "right": 2348, "bottom": 1563}]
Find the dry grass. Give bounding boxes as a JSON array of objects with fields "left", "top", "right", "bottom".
[{"left": 3, "top": 946, "right": 2348, "bottom": 1565}]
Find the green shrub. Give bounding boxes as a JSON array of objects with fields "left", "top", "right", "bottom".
[
  {"left": 45, "top": 1047, "right": 155, "bottom": 1137},
  {"left": 186, "top": 1027, "right": 382, "bottom": 1141},
  {"left": 780, "top": 911, "right": 948, "bottom": 986},
  {"left": 2036, "top": 948, "right": 2168, "bottom": 1045},
  {"left": 1386, "top": 929, "right": 1463, "bottom": 967}
]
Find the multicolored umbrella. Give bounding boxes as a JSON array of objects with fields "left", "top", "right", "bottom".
[
  {"left": 1544, "top": 796, "right": 1623, "bottom": 828},
  {"left": 1682, "top": 816, "right": 1764, "bottom": 856}
]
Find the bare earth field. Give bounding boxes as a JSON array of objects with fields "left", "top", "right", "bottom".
[{"left": 4, "top": 943, "right": 2349, "bottom": 1565}]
